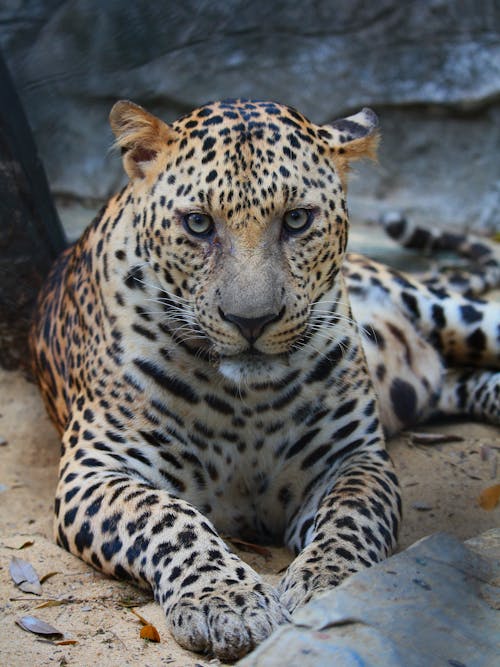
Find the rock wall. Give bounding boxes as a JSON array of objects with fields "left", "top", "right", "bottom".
[{"left": 1, "top": 0, "right": 499, "bottom": 232}]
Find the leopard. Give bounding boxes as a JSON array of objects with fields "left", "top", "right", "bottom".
[{"left": 30, "top": 98, "right": 500, "bottom": 661}]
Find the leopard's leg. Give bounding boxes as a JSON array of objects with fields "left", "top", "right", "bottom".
[
  {"left": 56, "top": 428, "right": 288, "bottom": 661},
  {"left": 278, "top": 446, "right": 401, "bottom": 612},
  {"left": 432, "top": 368, "right": 500, "bottom": 425}
]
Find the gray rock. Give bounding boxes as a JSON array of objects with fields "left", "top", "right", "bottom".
[
  {"left": 1, "top": 1, "right": 499, "bottom": 231},
  {"left": 238, "top": 532, "right": 500, "bottom": 667}
]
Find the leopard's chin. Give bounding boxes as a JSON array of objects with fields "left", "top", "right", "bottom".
[{"left": 218, "top": 352, "right": 290, "bottom": 385}]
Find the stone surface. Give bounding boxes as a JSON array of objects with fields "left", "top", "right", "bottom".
[
  {"left": 238, "top": 532, "right": 500, "bottom": 666},
  {"left": 1, "top": 1, "right": 500, "bottom": 232},
  {"left": 349, "top": 104, "right": 500, "bottom": 234}
]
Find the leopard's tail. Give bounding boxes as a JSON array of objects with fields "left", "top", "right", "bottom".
[
  {"left": 434, "top": 368, "right": 499, "bottom": 424},
  {"left": 381, "top": 212, "right": 500, "bottom": 297}
]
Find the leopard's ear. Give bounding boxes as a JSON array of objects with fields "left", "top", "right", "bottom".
[
  {"left": 319, "top": 108, "right": 380, "bottom": 187},
  {"left": 109, "top": 100, "right": 173, "bottom": 179}
]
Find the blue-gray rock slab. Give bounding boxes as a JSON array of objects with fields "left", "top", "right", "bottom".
[{"left": 238, "top": 531, "right": 500, "bottom": 667}]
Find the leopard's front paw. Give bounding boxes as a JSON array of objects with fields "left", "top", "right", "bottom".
[
  {"left": 167, "top": 582, "right": 290, "bottom": 661},
  {"left": 278, "top": 550, "right": 342, "bottom": 613}
]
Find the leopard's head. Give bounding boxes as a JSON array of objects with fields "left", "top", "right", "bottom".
[{"left": 110, "top": 99, "right": 378, "bottom": 382}]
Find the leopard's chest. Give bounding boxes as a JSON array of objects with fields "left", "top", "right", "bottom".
[
  {"left": 155, "top": 391, "right": 304, "bottom": 539},
  {"left": 122, "top": 354, "right": 328, "bottom": 540}
]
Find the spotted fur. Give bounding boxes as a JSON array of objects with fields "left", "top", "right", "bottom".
[{"left": 30, "top": 99, "right": 499, "bottom": 660}]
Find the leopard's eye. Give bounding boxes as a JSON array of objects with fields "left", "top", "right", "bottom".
[
  {"left": 283, "top": 208, "right": 312, "bottom": 234},
  {"left": 183, "top": 212, "right": 214, "bottom": 237}
]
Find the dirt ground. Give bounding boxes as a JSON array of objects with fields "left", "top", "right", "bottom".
[{"left": 0, "top": 368, "right": 498, "bottom": 666}]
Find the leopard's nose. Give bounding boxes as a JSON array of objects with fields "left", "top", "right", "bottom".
[{"left": 219, "top": 308, "right": 284, "bottom": 344}]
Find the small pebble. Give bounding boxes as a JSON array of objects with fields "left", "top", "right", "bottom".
[
  {"left": 412, "top": 502, "right": 433, "bottom": 511},
  {"left": 481, "top": 445, "right": 492, "bottom": 461}
]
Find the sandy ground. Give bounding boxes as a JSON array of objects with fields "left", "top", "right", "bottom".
[{"left": 0, "top": 367, "right": 498, "bottom": 667}]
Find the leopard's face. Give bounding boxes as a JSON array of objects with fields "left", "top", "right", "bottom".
[{"left": 111, "top": 100, "right": 378, "bottom": 382}]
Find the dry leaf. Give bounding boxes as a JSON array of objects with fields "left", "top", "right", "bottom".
[
  {"left": 409, "top": 432, "right": 464, "bottom": 445},
  {"left": 5, "top": 540, "right": 34, "bottom": 550},
  {"left": 131, "top": 607, "right": 161, "bottom": 642},
  {"left": 9, "top": 557, "right": 42, "bottom": 595},
  {"left": 130, "top": 608, "right": 150, "bottom": 626},
  {"left": 55, "top": 639, "right": 79, "bottom": 645},
  {"left": 15, "top": 615, "right": 63, "bottom": 639},
  {"left": 140, "top": 624, "right": 160, "bottom": 642},
  {"left": 34, "top": 599, "right": 70, "bottom": 609},
  {"left": 478, "top": 484, "right": 500, "bottom": 510},
  {"left": 40, "top": 571, "right": 59, "bottom": 584}
]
